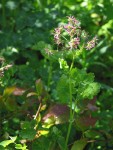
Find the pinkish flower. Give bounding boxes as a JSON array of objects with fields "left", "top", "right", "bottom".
[
  {"left": 53, "top": 27, "right": 62, "bottom": 45},
  {"left": 86, "top": 36, "right": 98, "bottom": 50},
  {"left": 54, "top": 34, "right": 61, "bottom": 45},
  {"left": 67, "top": 16, "right": 80, "bottom": 27},
  {"left": 69, "top": 37, "right": 80, "bottom": 50},
  {"left": 64, "top": 24, "right": 76, "bottom": 37}
]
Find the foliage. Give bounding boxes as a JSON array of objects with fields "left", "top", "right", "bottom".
[{"left": 0, "top": 0, "right": 113, "bottom": 150}]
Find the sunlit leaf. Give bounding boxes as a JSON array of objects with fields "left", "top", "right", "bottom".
[
  {"left": 3, "top": 87, "right": 16, "bottom": 97},
  {"left": 26, "top": 92, "right": 38, "bottom": 97},
  {"left": 0, "top": 136, "right": 17, "bottom": 147},
  {"left": 15, "top": 144, "right": 28, "bottom": 150}
]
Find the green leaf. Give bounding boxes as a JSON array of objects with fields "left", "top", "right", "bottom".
[
  {"left": 20, "top": 128, "right": 36, "bottom": 140},
  {"left": 85, "top": 130, "right": 101, "bottom": 139},
  {"left": 20, "top": 120, "right": 37, "bottom": 140},
  {"left": 3, "top": 87, "right": 16, "bottom": 98},
  {"left": 21, "top": 120, "right": 36, "bottom": 129},
  {"left": 59, "top": 58, "right": 69, "bottom": 70},
  {"left": 15, "top": 144, "right": 28, "bottom": 150},
  {"left": 35, "top": 79, "right": 43, "bottom": 96},
  {"left": 0, "top": 136, "right": 17, "bottom": 147},
  {"left": 79, "top": 82, "right": 100, "bottom": 99},
  {"left": 42, "top": 116, "right": 55, "bottom": 128},
  {"left": 57, "top": 136, "right": 66, "bottom": 150},
  {"left": 32, "top": 41, "right": 46, "bottom": 51},
  {"left": 70, "top": 68, "right": 94, "bottom": 86},
  {"left": 5, "top": 97, "right": 18, "bottom": 111},
  {"left": 32, "top": 136, "right": 50, "bottom": 150},
  {"left": 57, "top": 75, "right": 70, "bottom": 103},
  {"left": 0, "top": 145, "right": 5, "bottom": 150},
  {"left": 71, "top": 138, "right": 87, "bottom": 150}
]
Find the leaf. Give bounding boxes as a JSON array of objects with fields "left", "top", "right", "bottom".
[
  {"left": 75, "top": 115, "right": 97, "bottom": 131},
  {"left": 42, "top": 116, "right": 55, "bottom": 128},
  {"left": 0, "top": 96, "right": 6, "bottom": 110},
  {"left": 0, "top": 145, "right": 4, "bottom": 150},
  {"left": 21, "top": 120, "right": 36, "bottom": 129},
  {"left": 5, "top": 97, "right": 17, "bottom": 111},
  {"left": 38, "top": 130, "right": 49, "bottom": 136},
  {"left": 100, "top": 46, "right": 109, "bottom": 54},
  {"left": 15, "top": 144, "right": 23, "bottom": 149},
  {"left": 57, "top": 75, "right": 70, "bottom": 103},
  {"left": 20, "top": 128, "right": 36, "bottom": 140},
  {"left": 13, "top": 87, "right": 26, "bottom": 96},
  {"left": 35, "top": 79, "right": 43, "bottom": 96},
  {"left": 90, "top": 62, "right": 108, "bottom": 69},
  {"left": 71, "top": 138, "right": 87, "bottom": 150},
  {"left": 69, "top": 68, "right": 100, "bottom": 100},
  {"left": 100, "top": 83, "right": 113, "bottom": 91},
  {"left": 42, "top": 104, "right": 69, "bottom": 126},
  {"left": 26, "top": 92, "right": 38, "bottom": 98},
  {"left": 57, "top": 136, "right": 66, "bottom": 150},
  {"left": 15, "top": 144, "right": 28, "bottom": 150},
  {"left": 32, "top": 136, "right": 50, "bottom": 150},
  {"left": 10, "top": 136, "right": 17, "bottom": 142},
  {"left": 85, "top": 130, "right": 101, "bottom": 139},
  {"left": 32, "top": 41, "right": 46, "bottom": 51},
  {"left": 81, "top": 82, "right": 100, "bottom": 99},
  {"left": 59, "top": 58, "right": 69, "bottom": 70},
  {"left": 20, "top": 120, "right": 37, "bottom": 140},
  {"left": 70, "top": 68, "right": 94, "bottom": 85},
  {"left": 0, "top": 136, "right": 17, "bottom": 147},
  {"left": 3, "top": 87, "right": 16, "bottom": 97}
]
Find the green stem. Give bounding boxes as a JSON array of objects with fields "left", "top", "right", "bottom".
[
  {"left": 61, "top": 35, "right": 68, "bottom": 41},
  {"left": 64, "top": 55, "right": 75, "bottom": 150},
  {"left": 65, "top": 78, "right": 73, "bottom": 150},
  {"left": 72, "top": 97, "right": 78, "bottom": 120},
  {"left": 82, "top": 50, "right": 86, "bottom": 67},
  {"left": 70, "top": 54, "right": 74, "bottom": 70},
  {"left": 47, "top": 60, "right": 52, "bottom": 92},
  {"left": 81, "top": 45, "right": 87, "bottom": 69}
]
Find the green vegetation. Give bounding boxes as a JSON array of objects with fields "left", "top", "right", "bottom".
[{"left": 0, "top": 0, "right": 113, "bottom": 150}]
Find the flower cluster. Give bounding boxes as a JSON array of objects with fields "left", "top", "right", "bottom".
[
  {"left": 53, "top": 16, "right": 81, "bottom": 49},
  {"left": 54, "top": 27, "right": 63, "bottom": 45},
  {"left": 86, "top": 36, "right": 98, "bottom": 50},
  {"left": 67, "top": 16, "right": 80, "bottom": 27},
  {"left": 53, "top": 16, "right": 98, "bottom": 51},
  {"left": 64, "top": 24, "right": 76, "bottom": 37},
  {"left": 69, "top": 37, "right": 80, "bottom": 50}
]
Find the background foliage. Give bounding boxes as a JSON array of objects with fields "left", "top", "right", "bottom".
[{"left": 0, "top": 0, "right": 113, "bottom": 150}]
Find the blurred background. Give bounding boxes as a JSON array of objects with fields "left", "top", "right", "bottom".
[
  {"left": 0, "top": 0, "right": 113, "bottom": 94},
  {"left": 0, "top": 0, "right": 113, "bottom": 149},
  {"left": 0, "top": 0, "right": 113, "bottom": 85}
]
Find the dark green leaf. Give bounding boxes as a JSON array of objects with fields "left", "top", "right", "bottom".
[{"left": 71, "top": 138, "right": 87, "bottom": 150}]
